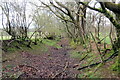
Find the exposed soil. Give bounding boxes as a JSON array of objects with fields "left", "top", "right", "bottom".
[
  {"left": 2, "top": 38, "right": 119, "bottom": 79},
  {"left": 2, "top": 38, "right": 80, "bottom": 78}
]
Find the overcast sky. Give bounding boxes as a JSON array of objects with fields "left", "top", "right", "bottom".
[{"left": 0, "top": 0, "right": 120, "bottom": 29}]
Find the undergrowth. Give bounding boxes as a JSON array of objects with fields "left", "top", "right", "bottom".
[
  {"left": 69, "top": 42, "right": 119, "bottom": 78},
  {"left": 2, "top": 38, "right": 62, "bottom": 54}
]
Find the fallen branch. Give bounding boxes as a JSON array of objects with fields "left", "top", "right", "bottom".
[
  {"left": 79, "top": 54, "right": 89, "bottom": 62},
  {"left": 99, "top": 34, "right": 109, "bottom": 43},
  {"left": 77, "top": 51, "right": 118, "bottom": 70},
  {"left": 52, "top": 62, "right": 69, "bottom": 78},
  {"left": 7, "top": 39, "right": 15, "bottom": 46}
]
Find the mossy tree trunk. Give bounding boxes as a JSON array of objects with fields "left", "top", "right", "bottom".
[
  {"left": 79, "top": 2, "right": 120, "bottom": 51},
  {"left": 115, "top": 14, "right": 120, "bottom": 50},
  {"left": 103, "top": 2, "right": 120, "bottom": 50}
]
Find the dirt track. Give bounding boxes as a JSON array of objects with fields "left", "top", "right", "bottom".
[{"left": 6, "top": 38, "right": 80, "bottom": 78}]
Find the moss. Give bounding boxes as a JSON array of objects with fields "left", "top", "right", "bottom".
[
  {"left": 70, "top": 51, "right": 83, "bottom": 59},
  {"left": 42, "top": 39, "right": 62, "bottom": 48},
  {"left": 103, "top": 9, "right": 120, "bottom": 29},
  {"left": 77, "top": 63, "right": 102, "bottom": 78},
  {"left": 105, "top": 2, "right": 120, "bottom": 13},
  {"left": 42, "top": 39, "right": 57, "bottom": 46},
  {"left": 7, "top": 47, "right": 16, "bottom": 52},
  {"left": 70, "top": 38, "right": 81, "bottom": 49},
  {"left": 110, "top": 58, "right": 119, "bottom": 72}
]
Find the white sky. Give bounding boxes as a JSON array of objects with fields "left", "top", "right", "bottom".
[{"left": 0, "top": 0, "right": 120, "bottom": 29}]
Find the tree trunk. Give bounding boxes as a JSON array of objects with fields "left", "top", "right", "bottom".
[
  {"left": 115, "top": 13, "right": 120, "bottom": 50},
  {"left": 103, "top": 2, "right": 120, "bottom": 50},
  {"left": 103, "top": 10, "right": 120, "bottom": 51},
  {"left": 115, "top": 28, "right": 120, "bottom": 49}
]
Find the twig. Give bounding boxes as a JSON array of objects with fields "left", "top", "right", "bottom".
[
  {"left": 79, "top": 54, "right": 89, "bottom": 62},
  {"left": 72, "top": 54, "right": 89, "bottom": 69},
  {"left": 52, "top": 62, "right": 69, "bottom": 78},
  {"left": 7, "top": 39, "right": 15, "bottom": 46},
  {"left": 99, "top": 34, "right": 109, "bottom": 43},
  {"left": 90, "top": 32, "right": 104, "bottom": 62},
  {"left": 77, "top": 51, "right": 118, "bottom": 70}
]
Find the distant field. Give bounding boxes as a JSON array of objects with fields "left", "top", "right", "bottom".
[
  {"left": 91, "top": 32, "right": 113, "bottom": 44},
  {"left": 0, "top": 31, "right": 112, "bottom": 44},
  {"left": 100, "top": 36, "right": 111, "bottom": 44},
  {"left": 0, "top": 35, "right": 37, "bottom": 40},
  {"left": 0, "top": 36, "right": 11, "bottom": 40},
  {"left": 0, "top": 32, "right": 35, "bottom": 40}
]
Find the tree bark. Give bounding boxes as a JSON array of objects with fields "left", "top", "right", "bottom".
[
  {"left": 104, "top": 3, "right": 120, "bottom": 49},
  {"left": 79, "top": 2, "right": 120, "bottom": 51}
]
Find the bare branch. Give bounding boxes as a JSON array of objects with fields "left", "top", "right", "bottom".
[
  {"left": 40, "top": 1, "right": 73, "bottom": 23},
  {"left": 55, "top": 1, "right": 75, "bottom": 21}
]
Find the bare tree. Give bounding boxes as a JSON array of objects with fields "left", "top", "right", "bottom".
[
  {"left": 79, "top": 1, "right": 120, "bottom": 51},
  {"left": 0, "top": 1, "right": 33, "bottom": 40},
  {"left": 39, "top": 0, "right": 89, "bottom": 44}
]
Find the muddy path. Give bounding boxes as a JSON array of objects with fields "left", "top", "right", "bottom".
[{"left": 2, "top": 38, "right": 80, "bottom": 78}]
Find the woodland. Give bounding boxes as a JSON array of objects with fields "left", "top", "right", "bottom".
[{"left": 0, "top": 0, "right": 120, "bottom": 79}]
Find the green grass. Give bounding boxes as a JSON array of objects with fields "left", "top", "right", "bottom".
[
  {"left": 70, "top": 50, "right": 91, "bottom": 59},
  {"left": 77, "top": 63, "right": 103, "bottom": 78},
  {"left": 42, "top": 39, "right": 62, "bottom": 49},
  {"left": 26, "top": 43, "right": 48, "bottom": 54},
  {"left": 0, "top": 36, "right": 11, "bottom": 40},
  {"left": 42, "top": 39, "right": 57, "bottom": 46},
  {"left": 0, "top": 32, "right": 112, "bottom": 45},
  {"left": 70, "top": 51, "right": 83, "bottom": 59},
  {"left": 2, "top": 38, "right": 62, "bottom": 54},
  {"left": 0, "top": 32, "right": 38, "bottom": 40},
  {"left": 90, "top": 33, "right": 112, "bottom": 44},
  {"left": 100, "top": 36, "right": 111, "bottom": 44},
  {"left": 74, "top": 48, "right": 118, "bottom": 78}
]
